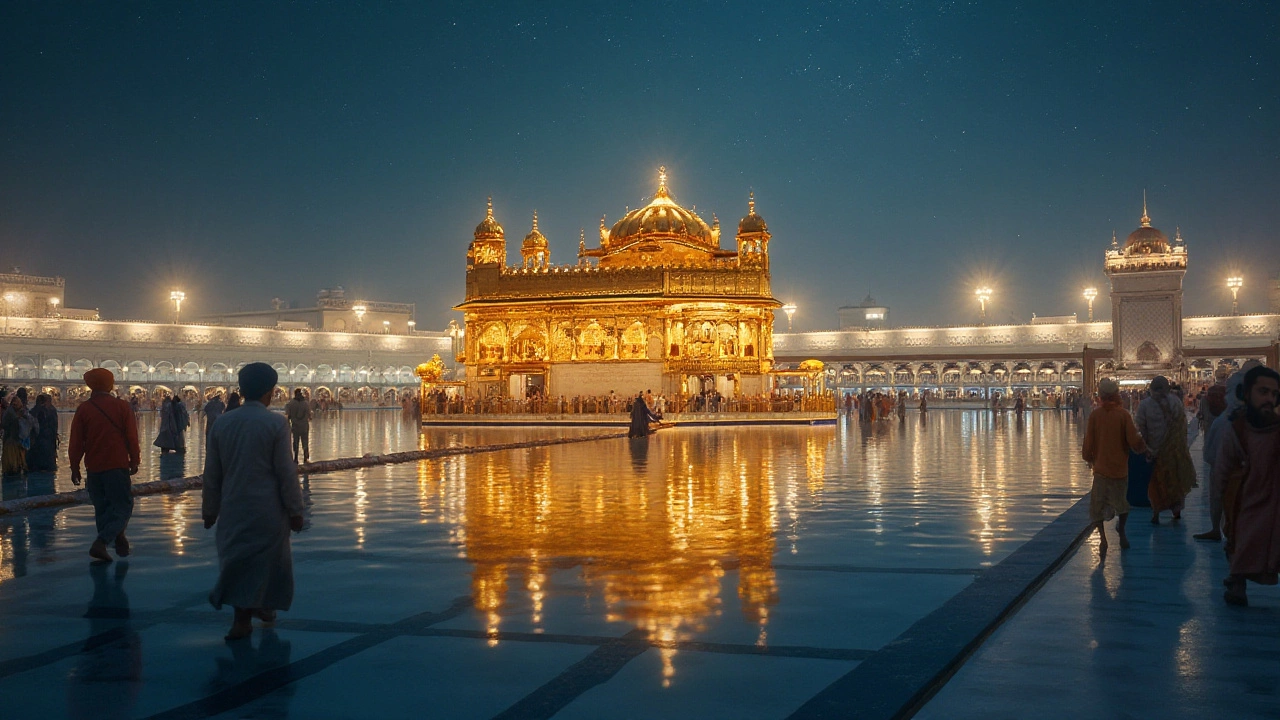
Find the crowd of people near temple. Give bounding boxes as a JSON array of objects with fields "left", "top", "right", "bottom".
[{"left": 1083, "top": 363, "right": 1280, "bottom": 606}]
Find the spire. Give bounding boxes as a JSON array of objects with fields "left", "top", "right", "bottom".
[
  {"left": 1174, "top": 226, "right": 1183, "bottom": 245},
  {"left": 748, "top": 190, "right": 756, "bottom": 216},
  {"left": 531, "top": 210, "right": 539, "bottom": 232},
  {"left": 578, "top": 228, "right": 586, "bottom": 252},
  {"left": 656, "top": 165, "right": 669, "bottom": 198},
  {"left": 1111, "top": 230, "right": 1118, "bottom": 249},
  {"left": 486, "top": 196, "right": 494, "bottom": 220},
  {"left": 1140, "top": 190, "right": 1151, "bottom": 227}
]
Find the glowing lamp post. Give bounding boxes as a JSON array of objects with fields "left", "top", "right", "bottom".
[
  {"left": 447, "top": 319, "right": 462, "bottom": 361},
  {"left": 382, "top": 320, "right": 390, "bottom": 334},
  {"left": 1227, "top": 276, "right": 1243, "bottom": 315},
  {"left": 1082, "top": 287, "right": 1098, "bottom": 322},
  {"left": 352, "top": 303, "right": 367, "bottom": 331},
  {"left": 780, "top": 302, "right": 797, "bottom": 332},
  {"left": 169, "top": 289, "right": 185, "bottom": 324},
  {"left": 975, "top": 287, "right": 992, "bottom": 324},
  {"left": 407, "top": 320, "right": 416, "bottom": 334},
  {"left": 48, "top": 296, "right": 61, "bottom": 317}
]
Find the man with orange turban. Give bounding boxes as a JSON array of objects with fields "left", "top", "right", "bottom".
[{"left": 70, "top": 368, "right": 141, "bottom": 562}]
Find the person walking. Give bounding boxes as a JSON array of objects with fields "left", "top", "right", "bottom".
[
  {"left": 202, "top": 363, "right": 306, "bottom": 641},
  {"left": 1217, "top": 365, "right": 1280, "bottom": 606},
  {"left": 26, "top": 393, "right": 60, "bottom": 472},
  {"left": 69, "top": 368, "right": 141, "bottom": 562},
  {"left": 284, "top": 389, "right": 312, "bottom": 463},
  {"left": 1082, "top": 378, "right": 1148, "bottom": 553},
  {"left": 153, "top": 395, "right": 189, "bottom": 454},
  {"left": 203, "top": 392, "right": 226, "bottom": 445},
  {"left": 1135, "top": 375, "right": 1197, "bottom": 523},
  {"left": 225, "top": 392, "right": 241, "bottom": 412},
  {"left": 628, "top": 391, "right": 660, "bottom": 438}
]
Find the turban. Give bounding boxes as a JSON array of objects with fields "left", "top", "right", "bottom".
[
  {"left": 1097, "top": 378, "right": 1119, "bottom": 397},
  {"left": 84, "top": 368, "right": 115, "bottom": 393},
  {"left": 238, "top": 362, "right": 278, "bottom": 401},
  {"left": 1149, "top": 375, "right": 1169, "bottom": 392}
]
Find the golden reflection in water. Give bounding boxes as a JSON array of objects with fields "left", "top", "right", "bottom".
[
  {"left": 0, "top": 527, "right": 13, "bottom": 584},
  {"left": 413, "top": 430, "right": 837, "bottom": 684},
  {"left": 354, "top": 473, "right": 367, "bottom": 549},
  {"left": 160, "top": 493, "right": 191, "bottom": 555}
]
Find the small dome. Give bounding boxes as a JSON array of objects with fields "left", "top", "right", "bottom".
[
  {"left": 738, "top": 192, "right": 768, "bottom": 234},
  {"left": 474, "top": 198, "right": 504, "bottom": 239},
  {"left": 1124, "top": 200, "right": 1169, "bottom": 255},
  {"left": 523, "top": 211, "right": 548, "bottom": 248}
]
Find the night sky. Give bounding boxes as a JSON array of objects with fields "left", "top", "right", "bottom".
[{"left": 3, "top": 2, "right": 1277, "bottom": 331}]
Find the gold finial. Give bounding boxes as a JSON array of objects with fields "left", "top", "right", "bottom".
[
  {"left": 656, "top": 166, "right": 668, "bottom": 197},
  {"left": 748, "top": 190, "right": 756, "bottom": 216},
  {"left": 1140, "top": 190, "right": 1150, "bottom": 227},
  {"left": 1175, "top": 226, "right": 1183, "bottom": 244},
  {"left": 1111, "top": 229, "right": 1118, "bottom": 248},
  {"left": 486, "top": 196, "right": 494, "bottom": 219},
  {"left": 531, "top": 210, "right": 539, "bottom": 231}
]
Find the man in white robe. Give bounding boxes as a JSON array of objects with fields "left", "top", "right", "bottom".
[{"left": 202, "top": 362, "right": 305, "bottom": 641}]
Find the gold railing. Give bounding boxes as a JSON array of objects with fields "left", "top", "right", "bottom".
[{"left": 420, "top": 393, "right": 836, "bottom": 416}]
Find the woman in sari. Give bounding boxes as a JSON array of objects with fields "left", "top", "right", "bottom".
[
  {"left": 1, "top": 396, "right": 35, "bottom": 475},
  {"left": 1137, "top": 376, "right": 1198, "bottom": 522}
]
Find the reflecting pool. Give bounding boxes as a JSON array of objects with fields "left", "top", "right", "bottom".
[{"left": 0, "top": 410, "right": 1092, "bottom": 718}]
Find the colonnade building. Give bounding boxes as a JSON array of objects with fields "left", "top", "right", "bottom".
[
  {"left": 0, "top": 272, "right": 451, "bottom": 406},
  {"left": 776, "top": 203, "right": 1279, "bottom": 396}
]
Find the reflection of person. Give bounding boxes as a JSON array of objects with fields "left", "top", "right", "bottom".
[
  {"left": 628, "top": 392, "right": 660, "bottom": 438},
  {"left": 284, "top": 389, "right": 312, "bottom": 463},
  {"left": 70, "top": 368, "right": 141, "bottom": 562},
  {"left": 69, "top": 563, "right": 142, "bottom": 720},
  {"left": 1082, "top": 378, "right": 1147, "bottom": 553},
  {"left": 1218, "top": 365, "right": 1280, "bottom": 607},
  {"left": 203, "top": 363, "right": 306, "bottom": 641}
]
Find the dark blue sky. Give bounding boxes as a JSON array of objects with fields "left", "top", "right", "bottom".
[{"left": 3, "top": 2, "right": 1277, "bottom": 330}]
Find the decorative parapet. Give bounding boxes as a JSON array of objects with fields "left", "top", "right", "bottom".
[
  {"left": 1104, "top": 248, "right": 1187, "bottom": 274},
  {"left": 0, "top": 316, "right": 452, "bottom": 354},
  {"left": 464, "top": 263, "right": 772, "bottom": 303},
  {"left": 774, "top": 321, "right": 1114, "bottom": 357}
]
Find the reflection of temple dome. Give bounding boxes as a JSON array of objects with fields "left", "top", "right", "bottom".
[
  {"left": 522, "top": 211, "right": 548, "bottom": 249},
  {"left": 474, "top": 198, "right": 504, "bottom": 239},
  {"left": 605, "top": 167, "right": 717, "bottom": 251},
  {"left": 737, "top": 192, "right": 767, "bottom": 234},
  {"left": 1124, "top": 198, "right": 1169, "bottom": 255}
]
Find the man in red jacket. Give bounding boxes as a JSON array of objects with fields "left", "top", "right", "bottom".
[{"left": 69, "top": 368, "right": 141, "bottom": 562}]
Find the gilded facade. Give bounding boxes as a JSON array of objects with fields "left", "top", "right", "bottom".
[{"left": 456, "top": 169, "right": 781, "bottom": 398}]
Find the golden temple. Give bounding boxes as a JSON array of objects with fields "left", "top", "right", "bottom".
[{"left": 456, "top": 167, "right": 781, "bottom": 399}]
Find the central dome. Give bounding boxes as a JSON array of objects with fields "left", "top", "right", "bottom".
[
  {"left": 605, "top": 167, "right": 717, "bottom": 252},
  {"left": 1124, "top": 200, "right": 1169, "bottom": 255}
]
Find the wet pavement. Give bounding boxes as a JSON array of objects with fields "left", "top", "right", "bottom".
[
  {"left": 918, "top": 440, "right": 1280, "bottom": 720},
  {"left": 1, "top": 410, "right": 1247, "bottom": 718}
]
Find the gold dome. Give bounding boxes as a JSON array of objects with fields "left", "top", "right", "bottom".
[
  {"left": 737, "top": 192, "right": 767, "bottom": 235},
  {"left": 604, "top": 167, "right": 717, "bottom": 252},
  {"left": 474, "top": 197, "right": 504, "bottom": 240},
  {"left": 1124, "top": 196, "right": 1169, "bottom": 255},
  {"left": 522, "top": 211, "right": 548, "bottom": 249}
]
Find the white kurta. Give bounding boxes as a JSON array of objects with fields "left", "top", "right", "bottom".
[{"left": 202, "top": 401, "right": 305, "bottom": 611}]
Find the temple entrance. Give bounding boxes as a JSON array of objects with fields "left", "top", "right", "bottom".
[{"left": 509, "top": 372, "right": 546, "bottom": 399}]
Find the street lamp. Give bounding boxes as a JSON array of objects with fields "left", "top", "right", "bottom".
[
  {"left": 1082, "top": 287, "right": 1098, "bottom": 322},
  {"left": 407, "top": 320, "right": 416, "bottom": 334},
  {"left": 169, "top": 289, "right": 185, "bottom": 324},
  {"left": 382, "top": 320, "right": 390, "bottom": 334},
  {"left": 48, "top": 297, "right": 61, "bottom": 317},
  {"left": 780, "top": 302, "right": 797, "bottom": 332},
  {"left": 1227, "top": 276, "right": 1243, "bottom": 315},
  {"left": 352, "top": 303, "right": 367, "bottom": 331},
  {"left": 975, "top": 287, "right": 992, "bottom": 324}
]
